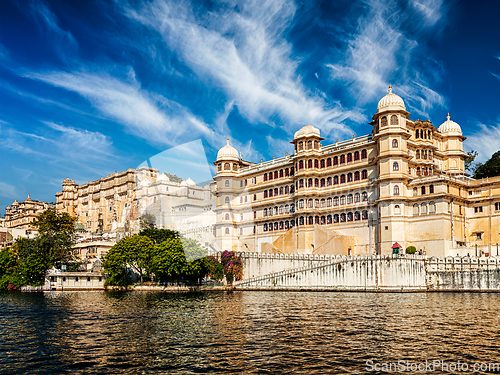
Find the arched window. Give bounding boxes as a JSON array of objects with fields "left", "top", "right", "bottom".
[
  {"left": 320, "top": 160, "right": 325, "bottom": 168},
  {"left": 334, "top": 214, "right": 339, "bottom": 223},
  {"left": 334, "top": 176, "right": 339, "bottom": 185},
  {"left": 354, "top": 211, "right": 361, "bottom": 221},
  {"left": 340, "top": 174, "right": 346, "bottom": 183},
  {"left": 299, "top": 160, "right": 304, "bottom": 170},
  {"left": 334, "top": 196, "right": 339, "bottom": 206},
  {"left": 362, "top": 210, "right": 368, "bottom": 220},
  {"left": 299, "top": 179, "right": 304, "bottom": 188},
  {"left": 354, "top": 193, "right": 360, "bottom": 203},
  {"left": 285, "top": 205, "right": 289, "bottom": 214},
  {"left": 420, "top": 129, "right": 424, "bottom": 139},
  {"left": 333, "top": 156, "right": 338, "bottom": 165},
  {"left": 274, "top": 222, "right": 278, "bottom": 231},
  {"left": 340, "top": 155, "right": 345, "bottom": 164},
  {"left": 416, "top": 150, "right": 420, "bottom": 159},
  {"left": 394, "top": 185, "right": 400, "bottom": 195},
  {"left": 320, "top": 178, "right": 325, "bottom": 187},
  {"left": 269, "top": 172, "right": 273, "bottom": 180},
  {"left": 347, "top": 173, "right": 353, "bottom": 182},
  {"left": 315, "top": 199, "right": 319, "bottom": 208},
  {"left": 264, "top": 173, "right": 268, "bottom": 181},
  {"left": 362, "top": 192, "right": 368, "bottom": 201},
  {"left": 314, "top": 178, "right": 319, "bottom": 187},
  {"left": 279, "top": 221, "right": 284, "bottom": 230},
  {"left": 393, "top": 162, "right": 399, "bottom": 171},
  {"left": 225, "top": 213, "right": 230, "bottom": 220},
  {"left": 415, "top": 130, "right": 419, "bottom": 139},
  {"left": 269, "top": 189, "right": 273, "bottom": 197},
  {"left": 290, "top": 185, "right": 295, "bottom": 193},
  {"left": 307, "top": 140, "right": 312, "bottom": 150},
  {"left": 269, "top": 223, "right": 273, "bottom": 231},
  {"left": 285, "top": 168, "right": 289, "bottom": 177},
  {"left": 279, "top": 169, "right": 284, "bottom": 178},
  {"left": 285, "top": 221, "right": 289, "bottom": 229},
  {"left": 320, "top": 199, "right": 326, "bottom": 208},
  {"left": 421, "top": 203, "right": 427, "bottom": 214},
  {"left": 217, "top": 164, "right": 222, "bottom": 171},
  {"left": 225, "top": 180, "right": 230, "bottom": 187},
  {"left": 428, "top": 130, "right": 431, "bottom": 139},
  {"left": 340, "top": 195, "right": 346, "bottom": 205},
  {"left": 274, "top": 188, "right": 278, "bottom": 196},
  {"left": 285, "top": 186, "right": 289, "bottom": 194},
  {"left": 391, "top": 115, "right": 398, "bottom": 125},
  {"left": 299, "top": 217, "right": 304, "bottom": 225},
  {"left": 392, "top": 139, "right": 398, "bottom": 148},
  {"left": 279, "top": 206, "right": 284, "bottom": 214},
  {"left": 327, "top": 198, "right": 332, "bottom": 207},
  {"left": 416, "top": 167, "right": 421, "bottom": 176},
  {"left": 279, "top": 187, "right": 283, "bottom": 195},
  {"left": 224, "top": 163, "right": 230, "bottom": 170},
  {"left": 394, "top": 205, "right": 401, "bottom": 215},
  {"left": 354, "top": 171, "right": 360, "bottom": 181},
  {"left": 413, "top": 204, "right": 419, "bottom": 215},
  {"left": 381, "top": 116, "right": 388, "bottom": 127},
  {"left": 327, "top": 177, "right": 332, "bottom": 186},
  {"left": 428, "top": 150, "right": 432, "bottom": 159},
  {"left": 308, "top": 199, "right": 313, "bottom": 208},
  {"left": 225, "top": 228, "right": 230, "bottom": 234},
  {"left": 327, "top": 158, "right": 332, "bottom": 167},
  {"left": 225, "top": 196, "right": 230, "bottom": 203},
  {"left": 347, "top": 212, "right": 353, "bottom": 221},
  {"left": 361, "top": 170, "right": 368, "bottom": 179},
  {"left": 361, "top": 150, "right": 367, "bottom": 159},
  {"left": 429, "top": 185, "right": 434, "bottom": 194},
  {"left": 233, "top": 163, "right": 238, "bottom": 171},
  {"left": 308, "top": 159, "right": 313, "bottom": 169},
  {"left": 308, "top": 216, "right": 314, "bottom": 225},
  {"left": 298, "top": 141, "right": 303, "bottom": 151},
  {"left": 354, "top": 151, "right": 360, "bottom": 161},
  {"left": 299, "top": 199, "right": 304, "bottom": 209},
  {"left": 264, "top": 208, "right": 268, "bottom": 217},
  {"left": 264, "top": 223, "right": 268, "bottom": 231},
  {"left": 429, "top": 201, "right": 436, "bottom": 213},
  {"left": 314, "top": 140, "right": 319, "bottom": 149},
  {"left": 314, "top": 160, "right": 319, "bottom": 168},
  {"left": 422, "top": 150, "right": 427, "bottom": 159},
  {"left": 340, "top": 213, "right": 346, "bottom": 222},
  {"left": 327, "top": 215, "right": 332, "bottom": 224},
  {"left": 308, "top": 178, "right": 313, "bottom": 188},
  {"left": 347, "top": 194, "right": 353, "bottom": 204},
  {"left": 347, "top": 153, "right": 352, "bottom": 162}
]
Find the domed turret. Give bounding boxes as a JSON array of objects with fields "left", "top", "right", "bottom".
[
  {"left": 216, "top": 139, "right": 239, "bottom": 161},
  {"left": 294, "top": 124, "right": 321, "bottom": 139},
  {"left": 438, "top": 113, "right": 462, "bottom": 135},
  {"left": 157, "top": 173, "right": 170, "bottom": 182},
  {"left": 185, "top": 177, "right": 196, "bottom": 186},
  {"left": 377, "top": 85, "right": 406, "bottom": 113}
]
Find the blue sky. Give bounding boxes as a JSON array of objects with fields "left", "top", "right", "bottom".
[{"left": 0, "top": 0, "right": 499, "bottom": 213}]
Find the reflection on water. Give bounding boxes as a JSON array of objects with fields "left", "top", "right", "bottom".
[{"left": 1, "top": 291, "right": 499, "bottom": 374}]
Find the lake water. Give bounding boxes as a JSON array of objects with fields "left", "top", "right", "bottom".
[{"left": 1, "top": 291, "right": 499, "bottom": 374}]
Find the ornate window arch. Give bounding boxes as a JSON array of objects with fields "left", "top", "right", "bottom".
[
  {"left": 340, "top": 195, "right": 346, "bottom": 205},
  {"left": 320, "top": 160, "right": 325, "bottom": 168},
  {"left": 354, "top": 151, "right": 360, "bottom": 161},
  {"left": 225, "top": 196, "right": 230, "bottom": 204},
  {"left": 361, "top": 170, "right": 368, "bottom": 179},
  {"left": 393, "top": 162, "right": 399, "bottom": 171},
  {"left": 327, "top": 158, "right": 332, "bottom": 167},
  {"left": 362, "top": 192, "right": 368, "bottom": 201},
  {"left": 347, "top": 194, "right": 353, "bottom": 204},
  {"left": 392, "top": 139, "right": 398, "bottom": 148},
  {"left": 354, "top": 171, "right": 360, "bottom": 181},
  {"left": 225, "top": 228, "right": 230, "bottom": 234},
  {"left": 361, "top": 150, "right": 367, "bottom": 159},
  {"left": 381, "top": 116, "right": 388, "bottom": 127},
  {"left": 340, "top": 155, "right": 345, "bottom": 164},
  {"left": 334, "top": 214, "right": 339, "bottom": 223},
  {"left": 327, "top": 177, "right": 332, "bottom": 186},
  {"left": 225, "top": 213, "right": 230, "bottom": 220},
  {"left": 334, "top": 176, "right": 339, "bottom": 185},
  {"left": 347, "top": 173, "right": 353, "bottom": 182},
  {"left": 391, "top": 115, "right": 398, "bottom": 125},
  {"left": 354, "top": 211, "right": 361, "bottom": 221},
  {"left": 340, "top": 174, "right": 346, "bottom": 183},
  {"left": 347, "top": 212, "right": 353, "bottom": 221},
  {"left": 333, "top": 156, "right": 338, "bottom": 165},
  {"left": 394, "top": 185, "right": 400, "bottom": 195},
  {"left": 327, "top": 198, "right": 332, "bottom": 207},
  {"left": 225, "top": 180, "right": 230, "bottom": 187},
  {"left": 347, "top": 153, "right": 352, "bottom": 162},
  {"left": 224, "top": 163, "right": 230, "bottom": 170},
  {"left": 299, "top": 160, "right": 304, "bottom": 169},
  {"left": 334, "top": 196, "right": 339, "bottom": 206},
  {"left": 308, "top": 159, "right": 313, "bottom": 169},
  {"left": 354, "top": 193, "right": 360, "bottom": 203}
]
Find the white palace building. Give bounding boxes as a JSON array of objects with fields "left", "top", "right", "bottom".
[{"left": 213, "top": 86, "right": 500, "bottom": 257}]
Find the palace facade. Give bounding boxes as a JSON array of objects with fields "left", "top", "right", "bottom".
[
  {"left": 213, "top": 87, "right": 500, "bottom": 257},
  {"left": 56, "top": 167, "right": 216, "bottom": 246},
  {"left": 3, "top": 195, "right": 54, "bottom": 229}
]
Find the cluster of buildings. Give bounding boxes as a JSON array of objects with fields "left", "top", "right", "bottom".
[{"left": 2, "top": 86, "right": 500, "bottom": 263}]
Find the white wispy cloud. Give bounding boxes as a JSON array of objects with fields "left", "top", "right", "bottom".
[
  {"left": 326, "top": 0, "right": 447, "bottom": 117},
  {"left": 121, "top": 0, "right": 356, "bottom": 139},
  {"left": 0, "top": 182, "right": 17, "bottom": 199},
  {"left": 466, "top": 120, "right": 500, "bottom": 163}
]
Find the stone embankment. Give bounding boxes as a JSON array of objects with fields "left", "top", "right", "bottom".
[{"left": 235, "top": 252, "right": 500, "bottom": 292}]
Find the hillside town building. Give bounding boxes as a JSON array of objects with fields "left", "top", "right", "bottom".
[
  {"left": 3, "top": 195, "right": 54, "bottom": 229},
  {"left": 213, "top": 86, "right": 500, "bottom": 257}
]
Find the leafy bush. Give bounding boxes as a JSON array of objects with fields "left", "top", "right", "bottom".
[{"left": 406, "top": 246, "right": 417, "bottom": 254}]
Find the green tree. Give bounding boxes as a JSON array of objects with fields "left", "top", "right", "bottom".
[
  {"left": 33, "top": 210, "right": 76, "bottom": 235},
  {"left": 406, "top": 246, "right": 417, "bottom": 254},
  {"left": 140, "top": 214, "right": 156, "bottom": 230},
  {"left": 465, "top": 150, "right": 478, "bottom": 173},
  {"left": 205, "top": 256, "right": 224, "bottom": 281},
  {"left": 0, "top": 248, "right": 22, "bottom": 290},
  {"left": 474, "top": 150, "right": 500, "bottom": 179},
  {"left": 103, "top": 235, "right": 154, "bottom": 285},
  {"left": 164, "top": 173, "right": 183, "bottom": 183},
  {"left": 152, "top": 238, "right": 187, "bottom": 282},
  {"left": 139, "top": 228, "right": 180, "bottom": 244}
]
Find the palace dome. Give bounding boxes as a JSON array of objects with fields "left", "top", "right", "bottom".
[
  {"left": 377, "top": 85, "right": 406, "bottom": 113},
  {"left": 216, "top": 139, "right": 239, "bottom": 161},
  {"left": 294, "top": 124, "right": 321, "bottom": 139},
  {"left": 157, "top": 173, "right": 170, "bottom": 182},
  {"left": 438, "top": 113, "right": 462, "bottom": 135}
]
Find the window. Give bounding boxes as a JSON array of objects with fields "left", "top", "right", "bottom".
[
  {"left": 285, "top": 186, "right": 289, "bottom": 194},
  {"left": 264, "top": 224, "right": 268, "bottom": 231},
  {"left": 354, "top": 193, "right": 360, "bottom": 203},
  {"left": 254, "top": 194, "right": 257, "bottom": 201},
  {"left": 327, "top": 158, "right": 332, "bottom": 167},
  {"left": 429, "top": 202, "right": 436, "bottom": 213},
  {"left": 314, "top": 141, "right": 319, "bottom": 149},
  {"left": 264, "top": 208, "right": 268, "bottom": 217},
  {"left": 320, "top": 178, "right": 325, "bottom": 187},
  {"left": 224, "top": 163, "right": 230, "bottom": 170},
  {"left": 299, "top": 179, "right": 304, "bottom": 188},
  {"left": 327, "top": 177, "right": 332, "bottom": 186},
  {"left": 327, "top": 215, "right": 332, "bottom": 224},
  {"left": 391, "top": 115, "right": 398, "bottom": 125},
  {"left": 298, "top": 141, "right": 303, "bottom": 151},
  {"left": 308, "top": 216, "right": 314, "bottom": 225},
  {"left": 340, "top": 213, "right": 346, "bottom": 222},
  {"left": 314, "top": 178, "right": 319, "bottom": 187},
  {"left": 334, "top": 214, "right": 339, "bottom": 223},
  {"left": 421, "top": 203, "right": 427, "bottom": 214},
  {"left": 333, "top": 156, "right": 338, "bottom": 165},
  {"left": 274, "top": 171, "right": 278, "bottom": 179},
  {"left": 476, "top": 233, "right": 482, "bottom": 240},
  {"left": 394, "top": 205, "right": 401, "bottom": 215},
  {"left": 75, "top": 277, "right": 80, "bottom": 282},
  {"left": 225, "top": 213, "right": 230, "bottom": 220},
  {"left": 285, "top": 169, "right": 289, "bottom": 177},
  {"left": 421, "top": 186, "right": 426, "bottom": 195},
  {"left": 347, "top": 212, "right": 353, "bottom": 221},
  {"left": 307, "top": 140, "right": 312, "bottom": 150},
  {"left": 308, "top": 178, "right": 313, "bottom": 188},
  {"left": 299, "top": 217, "right": 304, "bottom": 225},
  {"left": 99, "top": 277, "right": 102, "bottom": 282},
  {"left": 314, "top": 160, "right": 319, "bottom": 168},
  {"left": 428, "top": 150, "right": 432, "bottom": 159},
  {"left": 334, "top": 176, "right": 339, "bottom": 185},
  {"left": 87, "top": 276, "right": 91, "bottom": 282},
  {"left": 290, "top": 185, "right": 295, "bottom": 193},
  {"left": 495, "top": 202, "right": 500, "bottom": 211},
  {"left": 299, "top": 160, "right": 304, "bottom": 170},
  {"left": 420, "top": 129, "right": 424, "bottom": 139},
  {"left": 347, "top": 153, "right": 352, "bottom": 162},
  {"left": 279, "top": 221, "right": 284, "bottom": 230},
  {"left": 362, "top": 192, "right": 368, "bottom": 201},
  {"left": 362, "top": 210, "right": 368, "bottom": 220},
  {"left": 347, "top": 173, "right": 353, "bottom": 182},
  {"left": 327, "top": 198, "right": 332, "bottom": 207},
  {"left": 225, "top": 197, "right": 230, "bottom": 204},
  {"left": 233, "top": 163, "right": 238, "bottom": 171},
  {"left": 308, "top": 199, "right": 313, "bottom": 208},
  {"left": 279, "top": 206, "right": 284, "bottom": 214},
  {"left": 340, "top": 174, "right": 346, "bottom": 183},
  {"left": 393, "top": 162, "right": 399, "bottom": 171},
  {"left": 347, "top": 194, "right": 353, "bottom": 204},
  {"left": 392, "top": 139, "right": 398, "bottom": 148},
  {"left": 340, "top": 195, "right": 346, "bottom": 205},
  {"left": 217, "top": 164, "right": 222, "bottom": 171},
  {"left": 299, "top": 200, "right": 304, "bottom": 209},
  {"left": 269, "top": 189, "right": 273, "bottom": 197},
  {"left": 269, "top": 172, "right": 273, "bottom": 180},
  {"left": 417, "top": 167, "right": 421, "bottom": 176},
  {"left": 264, "top": 191, "right": 268, "bottom": 198},
  {"left": 225, "top": 180, "right": 230, "bottom": 187},
  {"left": 413, "top": 187, "right": 417, "bottom": 196},
  {"left": 334, "top": 196, "right": 339, "bottom": 206},
  {"left": 413, "top": 204, "right": 419, "bottom": 215},
  {"left": 279, "top": 169, "right": 284, "bottom": 178},
  {"left": 308, "top": 160, "right": 313, "bottom": 169},
  {"left": 381, "top": 116, "right": 388, "bottom": 127},
  {"left": 416, "top": 150, "right": 420, "bottom": 159},
  {"left": 394, "top": 185, "right": 400, "bottom": 195},
  {"left": 274, "top": 188, "right": 278, "bottom": 196},
  {"left": 361, "top": 170, "right": 368, "bottom": 179},
  {"left": 340, "top": 155, "right": 345, "bottom": 164},
  {"left": 474, "top": 206, "right": 483, "bottom": 213},
  {"left": 264, "top": 174, "right": 267, "bottom": 181},
  {"left": 354, "top": 171, "right": 360, "bottom": 181},
  {"left": 354, "top": 151, "right": 360, "bottom": 161},
  {"left": 320, "top": 160, "right": 325, "bottom": 168},
  {"left": 429, "top": 185, "right": 434, "bottom": 194},
  {"left": 315, "top": 199, "right": 319, "bottom": 208},
  {"left": 361, "top": 150, "right": 367, "bottom": 159},
  {"left": 415, "top": 130, "right": 419, "bottom": 139},
  {"left": 285, "top": 205, "right": 289, "bottom": 214}
]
